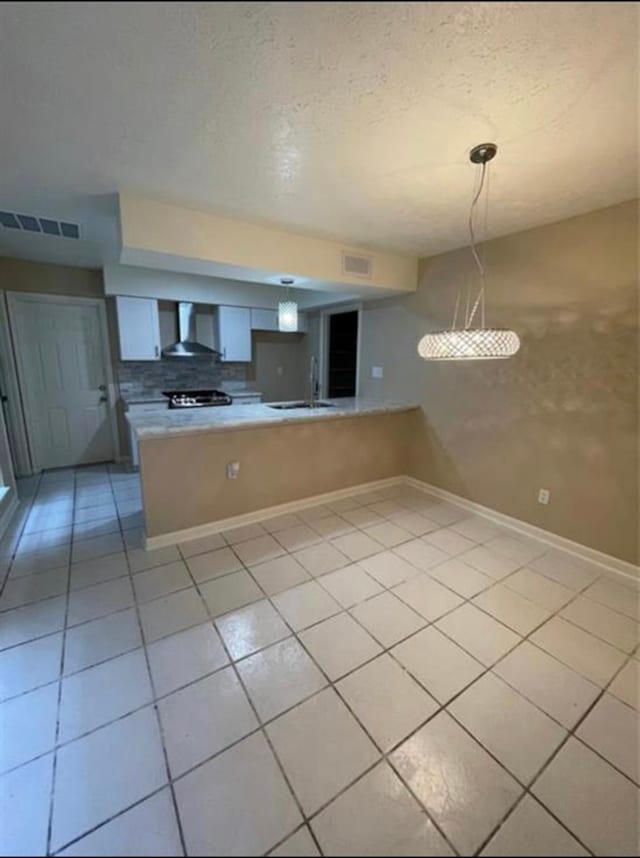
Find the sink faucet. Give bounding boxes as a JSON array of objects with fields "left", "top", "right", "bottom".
[{"left": 309, "top": 355, "right": 319, "bottom": 407}]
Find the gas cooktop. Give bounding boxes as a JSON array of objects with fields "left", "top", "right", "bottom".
[{"left": 162, "top": 389, "right": 232, "bottom": 409}]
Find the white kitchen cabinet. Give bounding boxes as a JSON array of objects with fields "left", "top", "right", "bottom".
[
  {"left": 251, "top": 308, "right": 308, "bottom": 333},
  {"left": 251, "top": 308, "right": 278, "bottom": 331},
  {"left": 116, "top": 296, "right": 161, "bottom": 361},
  {"left": 217, "top": 306, "right": 252, "bottom": 362}
]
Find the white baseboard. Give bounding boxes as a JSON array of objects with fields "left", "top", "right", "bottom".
[
  {"left": 144, "top": 473, "right": 640, "bottom": 585},
  {"left": 144, "top": 476, "right": 406, "bottom": 550},
  {"left": 405, "top": 476, "right": 640, "bottom": 584}
]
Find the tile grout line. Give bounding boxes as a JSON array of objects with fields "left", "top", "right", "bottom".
[
  {"left": 14, "top": 544, "right": 628, "bottom": 791},
  {"left": 175, "top": 539, "right": 328, "bottom": 858},
  {"left": 107, "top": 466, "right": 189, "bottom": 858},
  {"left": 250, "top": 546, "right": 561, "bottom": 853},
  {"left": 3, "top": 474, "right": 638, "bottom": 855},
  {"left": 1, "top": 488, "right": 634, "bottom": 629},
  {"left": 2, "top": 498, "right": 635, "bottom": 767},
  {"left": 472, "top": 643, "right": 639, "bottom": 856},
  {"left": 2, "top": 497, "right": 629, "bottom": 627},
  {"left": 0, "top": 482, "right": 40, "bottom": 599},
  {"left": 218, "top": 542, "right": 465, "bottom": 853},
  {"left": 287, "top": 599, "right": 566, "bottom": 852},
  {"left": 48, "top": 784, "right": 169, "bottom": 857},
  {"left": 244, "top": 536, "right": 636, "bottom": 853},
  {"left": 0, "top": 550, "right": 629, "bottom": 730},
  {"left": 292, "top": 586, "right": 637, "bottom": 854},
  {"left": 45, "top": 468, "right": 74, "bottom": 858},
  {"left": 0, "top": 586, "right": 453, "bottom": 778}
]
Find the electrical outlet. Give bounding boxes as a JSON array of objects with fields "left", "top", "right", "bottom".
[
  {"left": 226, "top": 461, "right": 240, "bottom": 480},
  {"left": 538, "top": 488, "right": 550, "bottom": 505},
  {"left": 371, "top": 366, "right": 383, "bottom": 379}
]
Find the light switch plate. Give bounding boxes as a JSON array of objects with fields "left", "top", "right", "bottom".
[{"left": 371, "top": 366, "right": 383, "bottom": 379}]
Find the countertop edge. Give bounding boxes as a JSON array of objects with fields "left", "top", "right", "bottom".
[{"left": 128, "top": 401, "right": 420, "bottom": 441}]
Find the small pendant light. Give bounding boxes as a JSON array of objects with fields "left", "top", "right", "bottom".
[
  {"left": 278, "top": 277, "right": 298, "bottom": 332},
  {"left": 418, "top": 143, "right": 520, "bottom": 361}
]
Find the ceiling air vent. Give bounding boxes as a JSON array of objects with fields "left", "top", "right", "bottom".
[
  {"left": 0, "top": 210, "right": 81, "bottom": 239},
  {"left": 342, "top": 250, "right": 372, "bottom": 279}
]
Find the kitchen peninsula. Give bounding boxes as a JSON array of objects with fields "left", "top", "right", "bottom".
[{"left": 127, "top": 399, "right": 420, "bottom": 546}]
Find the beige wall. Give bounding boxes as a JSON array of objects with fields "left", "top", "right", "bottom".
[
  {"left": 139, "top": 410, "right": 416, "bottom": 536},
  {"left": 359, "top": 200, "right": 639, "bottom": 564},
  {"left": 119, "top": 192, "right": 418, "bottom": 294},
  {"left": 247, "top": 332, "right": 308, "bottom": 401},
  {"left": 0, "top": 256, "right": 103, "bottom": 297}
]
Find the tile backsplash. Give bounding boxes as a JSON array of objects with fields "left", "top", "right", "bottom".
[{"left": 117, "top": 357, "right": 248, "bottom": 400}]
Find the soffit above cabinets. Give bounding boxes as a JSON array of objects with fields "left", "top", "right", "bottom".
[
  {"left": 118, "top": 193, "right": 418, "bottom": 299},
  {"left": 103, "top": 263, "right": 356, "bottom": 312}
]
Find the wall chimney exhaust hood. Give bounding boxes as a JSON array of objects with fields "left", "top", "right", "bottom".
[{"left": 162, "top": 302, "right": 220, "bottom": 358}]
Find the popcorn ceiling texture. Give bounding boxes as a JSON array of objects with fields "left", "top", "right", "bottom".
[{"left": 0, "top": 2, "right": 636, "bottom": 265}]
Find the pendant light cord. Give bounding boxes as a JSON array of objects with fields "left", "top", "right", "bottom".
[{"left": 465, "top": 159, "right": 487, "bottom": 329}]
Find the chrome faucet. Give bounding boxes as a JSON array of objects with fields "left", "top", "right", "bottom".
[{"left": 308, "top": 355, "right": 319, "bottom": 408}]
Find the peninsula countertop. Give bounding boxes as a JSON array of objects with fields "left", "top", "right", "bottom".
[{"left": 126, "top": 398, "right": 420, "bottom": 440}]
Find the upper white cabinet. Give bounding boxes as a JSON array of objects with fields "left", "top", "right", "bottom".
[
  {"left": 115, "top": 296, "right": 161, "bottom": 361},
  {"left": 251, "top": 308, "right": 278, "bottom": 331},
  {"left": 251, "top": 308, "right": 308, "bottom": 333},
  {"left": 217, "top": 306, "right": 252, "bottom": 362}
]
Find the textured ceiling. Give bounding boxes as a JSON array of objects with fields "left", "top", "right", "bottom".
[{"left": 0, "top": 1, "right": 637, "bottom": 268}]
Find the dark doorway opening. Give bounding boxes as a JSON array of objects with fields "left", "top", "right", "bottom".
[{"left": 327, "top": 310, "right": 358, "bottom": 398}]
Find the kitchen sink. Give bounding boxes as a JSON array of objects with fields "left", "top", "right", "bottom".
[{"left": 269, "top": 401, "right": 335, "bottom": 410}]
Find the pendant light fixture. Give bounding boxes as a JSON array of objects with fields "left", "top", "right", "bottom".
[
  {"left": 417, "top": 143, "right": 520, "bottom": 361},
  {"left": 278, "top": 277, "right": 298, "bottom": 332}
]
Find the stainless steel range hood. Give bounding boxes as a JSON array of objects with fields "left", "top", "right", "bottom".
[{"left": 162, "top": 303, "right": 220, "bottom": 358}]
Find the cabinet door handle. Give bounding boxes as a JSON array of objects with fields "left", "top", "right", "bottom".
[
  {"left": 222, "top": 347, "right": 226, "bottom": 360},
  {"left": 155, "top": 345, "right": 159, "bottom": 357}
]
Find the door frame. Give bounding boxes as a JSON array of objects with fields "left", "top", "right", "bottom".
[
  {"left": 318, "top": 302, "right": 362, "bottom": 399},
  {"left": 5, "top": 291, "right": 120, "bottom": 473},
  {"left": 0, "top": 292, "right": 33, "bottom": 475}
]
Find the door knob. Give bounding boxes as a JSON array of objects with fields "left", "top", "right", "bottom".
[
  {"left": 99, "top": 395, "right": 108, "bottom": 403},
  {"left": 98, "top": 384, "right": 106, "bottom": 391}
]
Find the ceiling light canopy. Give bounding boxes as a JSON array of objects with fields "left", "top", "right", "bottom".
[{"left": 418, "top": 143, "right": 521, "bottom": 362}]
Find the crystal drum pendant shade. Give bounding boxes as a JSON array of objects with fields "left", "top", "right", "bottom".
[
  {"left": 417, "top": 328, "right": 520, "bottom": 360},
  {"left": 418, "top": 143, "right": 520, "bottom": 362},
  {"left": 278, "top": 277, "right": 298, "bottom": 332},
  {"left": 278, "top": 300, "right": 298, "bottom": 332}
]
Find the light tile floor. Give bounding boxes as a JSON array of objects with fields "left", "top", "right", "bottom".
[{"left": 0, "top": 465, "right": 638, "bottom": 856}]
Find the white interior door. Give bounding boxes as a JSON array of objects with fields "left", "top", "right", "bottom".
[{"left": 9, "top": 294, "right": 115, "bottom": 470}]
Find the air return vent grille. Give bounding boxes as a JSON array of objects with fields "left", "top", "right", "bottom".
[
  {"left": 0, "top": 211, "right": 81, "bottom": 239},
  {"left": 342, "top": 251, "right": 372, "bottom": 279}
]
